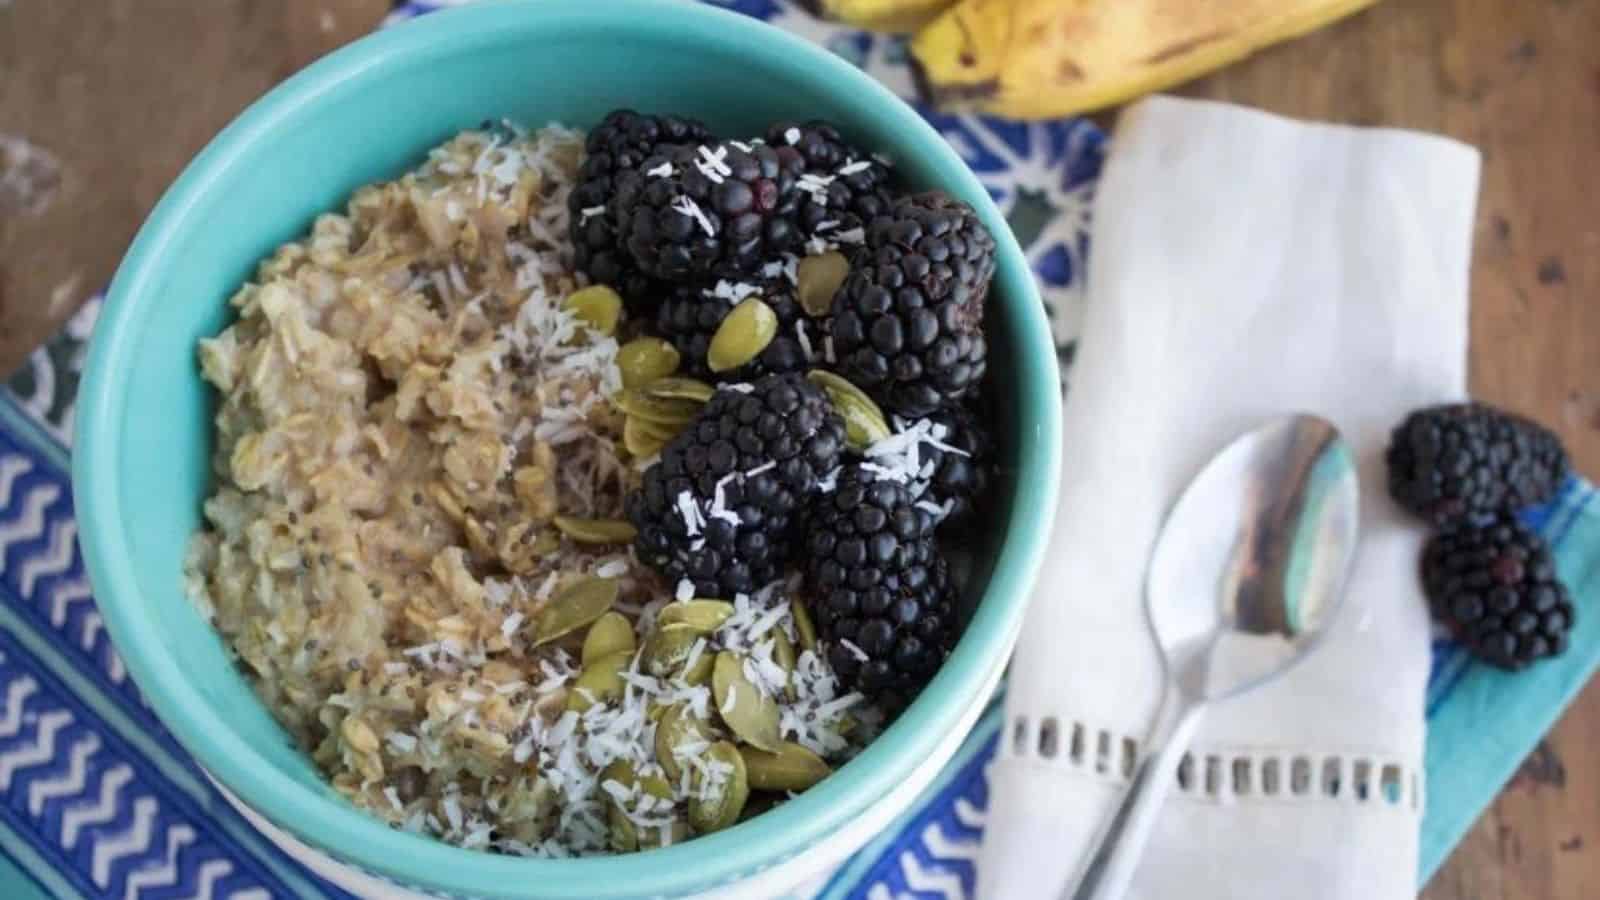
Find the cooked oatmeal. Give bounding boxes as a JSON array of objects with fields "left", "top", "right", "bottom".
[{"left": 184, "top": 124, "right": 871, "bottom": 856}]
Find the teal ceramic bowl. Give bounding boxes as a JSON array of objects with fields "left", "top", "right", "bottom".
[{"left": 72, "top": 1, "right": 1061, "bottom": 897}]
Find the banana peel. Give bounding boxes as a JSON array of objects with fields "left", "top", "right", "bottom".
[
  {"left": 802, "top": 0, "right": 957, "bottom": 33},
  {"left": 910, "top": 0, "right": 1382, "bottom": 120}
]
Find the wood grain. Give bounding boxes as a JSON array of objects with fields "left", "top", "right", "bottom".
[
  {"left": 0, "top": 0, "right": 388, "bottom": 376},
  {"left": 1, "top": 0, "right": 1596, "bottom": 896}
]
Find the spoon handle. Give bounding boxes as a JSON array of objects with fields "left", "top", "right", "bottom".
[{"left": 1065, "top": 695, "right": 1206, "bottom": 900}]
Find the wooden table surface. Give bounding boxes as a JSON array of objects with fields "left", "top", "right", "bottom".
[{"left": 2, "top": 0, "right": 1596, "bottom": 896}]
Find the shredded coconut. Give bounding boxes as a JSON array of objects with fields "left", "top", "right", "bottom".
[
  {"left": 672, "top": 196, "right": 716, "bottom": 237},
  {"left": 839, "top": 639, "right": 869, "bottom": 663},
  {"left": 500, "top": 612, "right": 525, "bottom": 639},
  {"left": 795, "top": 322, "right": 815, "bottom": 361},
  {"left": 798, "top": 173, "right": 834, "bottom": 202},
  {"left": 707, "top": 280, "right": 762, "bottom": 304},
  {"left": 695, "top": 144, "right": 733, "bottom": 184}
]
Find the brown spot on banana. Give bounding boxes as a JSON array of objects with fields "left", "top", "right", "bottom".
[
  {"left": 954, "top": 11, "right": 980, "bottom": 67},
  {"left": 1144, "top": 29, "right": 1230, "bottom": 65}
]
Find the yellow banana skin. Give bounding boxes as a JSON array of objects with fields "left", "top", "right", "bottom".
[
  {"left": 911, "top": 0, "right": 1383, "bottom": 120},
  {"left": 807, "top": 0, "right": 957, "bottom": 33}
]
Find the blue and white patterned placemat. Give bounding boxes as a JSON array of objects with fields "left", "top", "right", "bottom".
[{"left": 0, "top": 1, "right": 1595, "bottom": 897}]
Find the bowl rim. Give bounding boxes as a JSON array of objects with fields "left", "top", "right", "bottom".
[{"left": 72, "top": 1, "right": 1062, "bottom": 896}]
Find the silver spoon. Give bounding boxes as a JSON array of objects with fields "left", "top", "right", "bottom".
[{"left": 1066, "top": 414, "right": 1361, "bottom": 900}]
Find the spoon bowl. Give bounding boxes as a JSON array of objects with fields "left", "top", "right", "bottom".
[{"left": 1148, "top": 415, "right": 1360, "bottom": 703}]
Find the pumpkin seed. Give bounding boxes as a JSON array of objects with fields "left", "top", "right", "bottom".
[
  {"left": 771, "top": 628, "right": 796, "bottom": 694},
  {"left": 642, "top": 820, "right": 691, "bottom": 849},
  {"left": 681, "top": 651, "right": 715, "bottom": 686},
  {"left": 739, "top": 741, "right": 832, "bottom": 792},
  {"left": 617, "top": 337, "right": 680, "bottom": 389},
  {"left": 598, "top": 753, "right": 632, "bottom": 784},
  {"left": 581, "top": 611, "right": 636, "bottom": 665},
  {"left": 708, "top": 298, "right": 778, "bottom": 373},
  {"left": 532, "top": 576, "right": 618, "bottom": 647},
  {"left": 655, "top": 704, "right": 715, "bottom": 781},
  {"left": 643, "top": 377, "right": 716, "bottom": 403},
  {"left": 526, "top": 528, "right": 562, "bottom": 556},
  {"left": 608, "top": 803, "right": 639, "bottom": 852},
  {"left": 640, "top": 770, "right": 676, "bottom": 801},
  {"left": 599, "top": 760, "right": 674, "bottom": 800},
  {"left": 600, "top": 760, "right": 676, "bottom": 850},
  {"left": 613, "top": 389, "right": 703, "bottom": 425},
  {"left": 624, "top": 414, "right": 676, "bottom": 458},
  {"left": 562, "top": 285, "right": 622, "bottom": 336},
  {"left": 552, "top": 515, "right": 637, "bottom": 545},
  {"left": 806, "top": 370, "right": 890, "bottom": 450},
  {"left": 712, "top": 652, "right": 781, "bottom": 751},
  {"left": 601, "top": 755, "right": 643, "bottom": 845},
  {"left": 797, "top": 251, "right": 849, "bottom": 317},
  {"left": 566, "top": 649, "right": 630, "bottom": 712},
  {"left": 688, "top": 741, "right": 749, "bottom": 834},
  {"left": 657, "top": 599, "right": 735, "bottom": 632},
  {"left": 642, "top": 623, "right": 705, "bottom": 678},
  {"left": 791, "top": 599, "right": 818, "bottom": 652}
]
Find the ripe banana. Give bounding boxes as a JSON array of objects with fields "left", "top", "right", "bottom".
[
  {"left": 910, "top": 0, "right": 1382, "bottom": 120},
  {"left": 803, "top": 0, "right": 957, "bottom": 33}
]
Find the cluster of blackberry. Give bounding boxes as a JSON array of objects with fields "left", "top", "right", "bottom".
[
  {"left": 569, "top": 111, "right": 714, "bottom": 310},
  {"left": 1386, "top": 403, "right": 1575, "bottom": 671},
  {"left": 579, "top": 110, "right": 998, "bottom": 711}
]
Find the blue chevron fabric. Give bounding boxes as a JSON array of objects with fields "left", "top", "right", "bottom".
[{"left": 0, "top": 3, "right": 1595, "bottom": 898}]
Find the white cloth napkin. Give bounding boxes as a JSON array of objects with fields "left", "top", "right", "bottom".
[{"left": 978, "top": 96, "right": 1481, "bottom": 900}]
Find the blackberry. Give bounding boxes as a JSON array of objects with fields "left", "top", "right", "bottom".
[
  {"left": 830, "top": 192, "right": 997, "bottom": 416},
  {"left": 612, "top": 139, "right": 806, "bottom": 282},
  {"left": 1387, "top": 403, "right": 1567, "bottom": 525},
  {"left": 627, "top": 374, "right": 845, "bottom": 597},
  {"left": 765, "top": 121, "right": 894, "bottom": 247},
  {"left": 804, "top": 465, "right": 957, "bottom": 710},
  {"left": 914, "top": 406, "right": 992, "bottom": 525},
  {"left": 1422, "top": 516, "right": 1573, "bottom": 670},
  {"left": 569, "top": 110, "right": 714, "bottom": 310},
  {"left": 655, "top": 282, "right": 819, "bottom": 381}
]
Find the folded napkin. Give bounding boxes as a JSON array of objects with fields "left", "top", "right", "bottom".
[{"left": 979, "top": 96, "right": 1482, "bottom": 900}]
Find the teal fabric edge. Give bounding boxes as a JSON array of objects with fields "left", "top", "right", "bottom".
[
  {"left": 0, "top": 821, "right": 80, "bottom": 900},
  {"left": 1418, "top": 483, "right": 1599, "bottom": 881}
]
